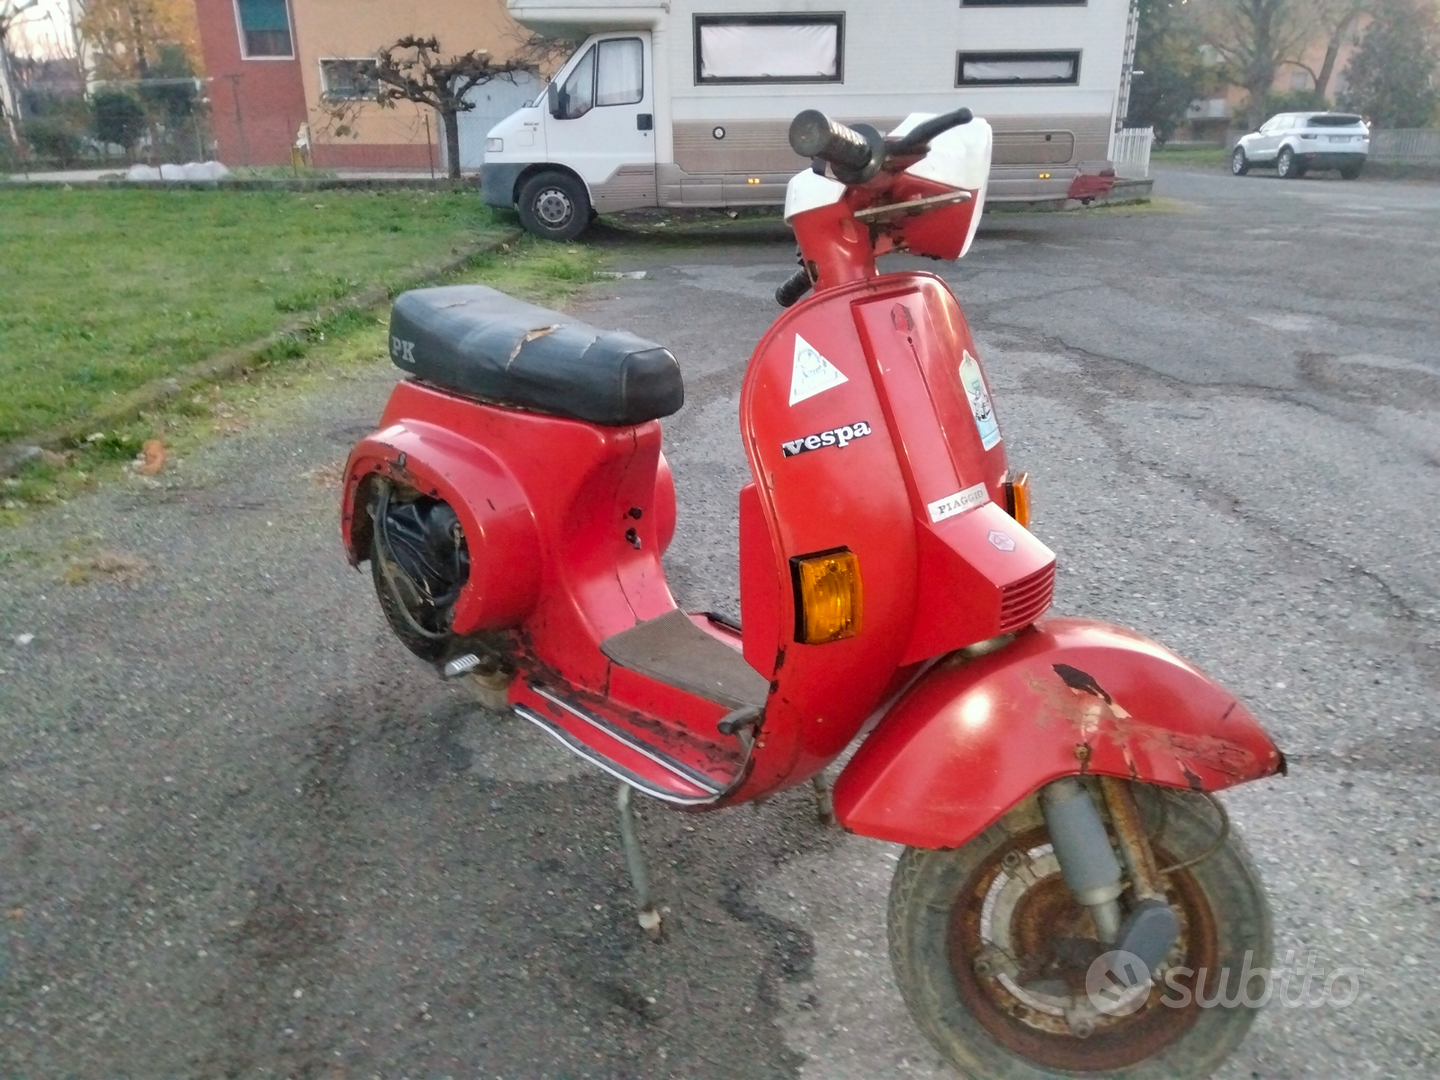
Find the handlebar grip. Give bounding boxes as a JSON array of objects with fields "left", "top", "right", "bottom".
[
  {"left": 789, "top": 109, "right": 874, "bottom": 171},
  {"left": 888, "top": 107, "right": 975, "bottom": 155},
  {"left": 775, "top": 267, "right": 814, "bottom": 308}
]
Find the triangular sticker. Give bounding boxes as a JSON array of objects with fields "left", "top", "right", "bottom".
[{"left": 789, "top": 334, "right": 848, "bottom": 406}]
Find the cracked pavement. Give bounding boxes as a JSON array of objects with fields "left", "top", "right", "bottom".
[{"left": 1, "top": 165, "right": 1437, "bottom": 1077}]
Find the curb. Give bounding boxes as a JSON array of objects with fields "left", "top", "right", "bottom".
[
  {"left": 989, "top": 177, "right": 1154, "bottom": 213},
  {"left": 0, "top": 230, "right": 520, "bottom": 477}
]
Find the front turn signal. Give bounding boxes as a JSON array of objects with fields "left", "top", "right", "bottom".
[
  {"left": 1005, "top": 472, "right": 1031, "bottom": 528},
  {"left": 792, "top": 548, "right": 862, "bottom": 644}
]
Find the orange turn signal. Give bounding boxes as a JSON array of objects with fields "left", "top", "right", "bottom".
[
  {"left": 792, "top": 548, "right": 862, "bottom": 644},
  {"left": 1004, "top": 472, "right": 1031, "bottom": 528}
]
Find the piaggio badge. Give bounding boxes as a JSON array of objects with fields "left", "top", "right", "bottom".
[{"left": 781, "top": 421, "right": 873, "bottom": 457}]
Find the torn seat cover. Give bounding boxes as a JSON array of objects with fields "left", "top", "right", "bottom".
[{"left": 388, "top": 285, "right": 684, "bottom": 426}]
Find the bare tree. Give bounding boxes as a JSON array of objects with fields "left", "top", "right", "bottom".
[
  {"left": 371, "top": 35, "right": 533, "bottom": 180},
  {"left": 0, "top": 0, "right": 39, "bottom": 146},
  {"left": 1194, "top": 0, "right": 1311, "bottom": 125},
  {"left": 1291, "top": 0, "right": 1372, "bottom": 106}
]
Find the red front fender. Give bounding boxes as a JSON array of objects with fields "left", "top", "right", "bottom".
[{"left": 833, "top": 618, "right": 1284, "bottom": 849}]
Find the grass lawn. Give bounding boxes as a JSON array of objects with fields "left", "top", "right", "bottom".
[
  {"left": 0, "top": 235, "right": 600, "bottom": 526},
  {"left": 1151, "top": 145, "right": 1231, "bottom": 168},
  {"left": 0, "top": 187, "right": 507, "bottom": 445}
]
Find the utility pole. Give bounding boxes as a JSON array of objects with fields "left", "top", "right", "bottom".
[{"left": 224, "top": 71, "right": 248, "bottom": 166}]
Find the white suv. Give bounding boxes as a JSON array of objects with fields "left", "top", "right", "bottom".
[{"left": 1231, "top": 112, "right": 1370, "bottom": 180}]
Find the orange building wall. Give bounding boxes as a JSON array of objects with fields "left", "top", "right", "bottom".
[{"left": 289, "top": 0, "right": 525, "bottom": 168}]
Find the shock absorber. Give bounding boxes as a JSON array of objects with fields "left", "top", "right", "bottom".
[{"left": 1040, "top": 777, "right": 1124, "bottom": 942}]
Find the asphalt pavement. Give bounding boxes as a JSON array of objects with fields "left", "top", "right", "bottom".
[{"left": 1, "top": 164, "right": 1437, "bottom": 1078}]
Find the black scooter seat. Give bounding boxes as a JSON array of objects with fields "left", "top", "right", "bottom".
[{"left": 388, "top": 285, "right": 684, "bottom": 426}]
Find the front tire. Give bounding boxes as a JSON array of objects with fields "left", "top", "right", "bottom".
[
  {"left": 517, "top": 170, "right": 591, "bottom": 242},
  {"left": 887, "top": 784, "right": 1271, "bottom": 1080},
  {"left": 1230, "top": 147, "right": 1250, "bottom": 176},
  {"left": 1277, "top": 147, "right": 1300, "bottom": 179}
]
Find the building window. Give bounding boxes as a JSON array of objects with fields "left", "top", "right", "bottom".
[
  {"left": 956, "top": 51, "right": 1081, "bottom": 87},
  {"left": 694, "top": 15, "right": 844, "bottom": 84},
  {"left": 235, "top": 0, "right": 293, "bottom": 59},
  {"left": 321, "top": 59, "right": 380, "bottom": 101}
]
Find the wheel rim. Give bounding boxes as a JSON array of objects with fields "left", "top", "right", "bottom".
[
  {"left": 946, "top": 825, "right": 1219, "bottom": 1072},
  {"left": 533, "top": 186, "right": 574, "bottom": 228},
  {"left": 1232, "top": 151, "right": 1244, "bottom": 173},
  {"left": 1278, "top": 152, "right": 1291, "bottom": 176}
]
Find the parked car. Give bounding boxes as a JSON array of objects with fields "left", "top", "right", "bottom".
[{"left": 1231, "top": 112, "right": 1369, "bottom": 179}]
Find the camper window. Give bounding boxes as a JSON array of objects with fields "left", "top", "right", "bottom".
[
  {"left": 956, "top": 51, "right": 1081, "bottom": 86},
  {"left": 694, "top": 15, "right": 844, "bottom": 84},
  {"left": 556, "top": 38, "right": 644, "bottom": 117},
  {"left": 559, "top": 45, "right": 596, "bottom": 118},
  {"left": 596, "top": 39, "right": 644, "bottom": 106}
]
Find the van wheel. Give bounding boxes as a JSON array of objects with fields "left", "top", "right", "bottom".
[
  {"left": 518, "top": 171, "right": 591, "bottom": 241},
  {"left": 1276, "top": 147, "right": 1299, "bottom": 179},
  {"left": 1230, "top": 147, "right": 1249, "bottom": 176}
]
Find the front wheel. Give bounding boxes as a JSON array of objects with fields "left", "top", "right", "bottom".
[
  {"left": 887, "top": 784, "right": 1271, "bottom": 1080},
  {"left": 517, "top": 170, "right": 591, "bottom": 241},
  {"left": 1230, "top": 147, "right": 1250, "bottom": 176}
]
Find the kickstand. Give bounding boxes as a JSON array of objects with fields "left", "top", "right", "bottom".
[
  {"left": 616, "top": 783, "right": 663, "bottom": 939},
  {"left": 810, "top": 772, "right": 835, "bottom": 826}
]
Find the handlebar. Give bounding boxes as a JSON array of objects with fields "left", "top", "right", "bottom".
[
  {"left": 775, "top": 267, "right": 814, "bottom": 308},
  {"left": 787, "top": 106, "right": 976, "bottom": 184},
  {"left": 887, "top": 107, "right": 974, "bottom": 155},
  {"left": 788, "top": 110, "right": 884, "bottom": 184},
  {"left": 789, "top": 110, "right": 877, "bottom": 172}
]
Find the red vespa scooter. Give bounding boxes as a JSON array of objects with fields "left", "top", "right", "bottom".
[{"left": 341, "top": 107, "right": 1285, "bottom": 1079}]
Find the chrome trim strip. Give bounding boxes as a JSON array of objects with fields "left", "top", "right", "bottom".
[
  {"left": 511, "top": 705, "right": 717, "bottom": 806},
  {"left": 530, "top": 683, "right": 726, "bottom": 794}
]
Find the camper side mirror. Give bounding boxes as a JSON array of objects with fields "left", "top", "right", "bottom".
[{"left": 547, "top": 82, "right": 564, "bottom": 119}]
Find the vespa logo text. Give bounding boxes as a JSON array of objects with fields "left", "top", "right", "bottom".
[
  {"left": 781, "top": 420, "right": 873, "bottom": 458},
  {"left": 391, "top": 336, "right": 417, "bottom": 366}
]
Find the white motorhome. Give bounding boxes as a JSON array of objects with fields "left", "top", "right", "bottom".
[{"left": 483, "top": 0, "right": 1138, "bottom": 239}]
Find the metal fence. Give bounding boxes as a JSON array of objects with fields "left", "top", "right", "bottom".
[
  {"left": 1111, "top": 126, "right": 1154, "bottom": 179},
  {"left": 1369, "top": 129, "right": 1440, "bottom": 164}
]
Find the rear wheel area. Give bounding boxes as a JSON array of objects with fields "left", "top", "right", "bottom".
[
  {"left": 368, "top": 480, "right": 469, "bottom": 663},
  {"left": 1230, "top": 147, "right": 1250, "bottom": 176},
  {"left": 887, "top": 784, "right": 1271, "bottom": 1080},
  {"left": 1277, "top": 147, "right": 1300, "bottom": 179},
  {"left": 1340, "top": 163, "right": 1364, "bottom": 179},
  {"left": 517, "top": 170, "right": 591, "bottom": 242}
]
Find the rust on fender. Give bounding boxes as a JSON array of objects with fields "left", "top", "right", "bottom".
[{"left": 833, "top": 617, "right": 1284, "bottom": 850}]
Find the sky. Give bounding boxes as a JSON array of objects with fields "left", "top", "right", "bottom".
[{"left": 9, "top": 0, "right": 75, "bottom": 59}]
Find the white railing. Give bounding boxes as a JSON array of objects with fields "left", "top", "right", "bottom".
[
  {"left": 1111, "top": 126, "right": 1154, "bottom": 179},
  {"left": 1369, "top": 129, "right": 1440, "bottom": 164}
]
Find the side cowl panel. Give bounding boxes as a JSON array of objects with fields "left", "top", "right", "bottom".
[
  {"left": 833, "top": 618, "right": 1284, "bottom": 850},
  {"left": 341, "top": 419, "right": 540, "bottom": 636}
]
